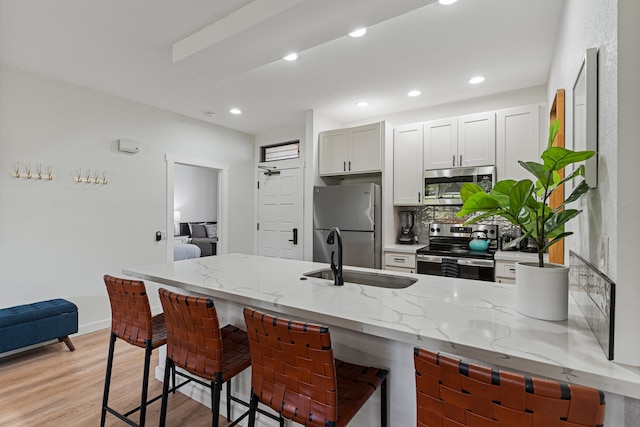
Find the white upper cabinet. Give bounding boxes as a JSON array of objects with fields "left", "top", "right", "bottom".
[
  {"left": 424, "top": 112, "right": 496, "bottom": 170},
  {"left": 423, "top": 118, "right": 458, "bottom": 170},
  {"left": 319, "top": 122, "right": 382, "bottom": 176},
  {"left": 458, "top": 112, "right": 496, "bottom": 167},
  {"left": 496, "top": 105, "right": 541, "bottom": 181},
  {"left": 318, "top": 128, "right": 349, "bottom": 175},
  {"left": 393, "top": 124, "right": 424, "bottom": 205}
]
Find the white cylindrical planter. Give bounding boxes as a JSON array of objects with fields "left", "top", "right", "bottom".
[{"left": 515, "top": 262, "right": 569, "bottom": 321}]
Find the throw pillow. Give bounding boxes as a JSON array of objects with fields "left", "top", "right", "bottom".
[
  {"left": 189, "top": 223, "right": 207, "bottom": 238},
  {"left": 205, "top": 223, "right": 217, "bottom": 238}
]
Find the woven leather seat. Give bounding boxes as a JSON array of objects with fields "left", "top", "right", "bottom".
[
  {"left": 101, "top": 274, "right": 173, "bottom": 427},
  {"left": 158, "top": 289, "right": 281, "bottom": 427},
  {"left": 243, "top": 307, "right": 389, "bottom": 427},
  {"left": 414, "top": 347, "right": 606, "bottom": 427}
]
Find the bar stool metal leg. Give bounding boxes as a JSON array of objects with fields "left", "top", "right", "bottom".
[
  {"left": 100, "top": 332, "right": 117, "bottom": 427},
  {"left": 138, "top": 342, "right": 153, "bottom": 426},
  {"left": 211, "top": 376, "right": 223, "bottom": 427},
  {"left": 226, "top": 379, "right": 232, "bottom": 421},
  {"left": 381, "top": 377, "right": 388, "bottom": 427},
  {"left": 159, "top": 358, "right": 173, "bottom": 427}
]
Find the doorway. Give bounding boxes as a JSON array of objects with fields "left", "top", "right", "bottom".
[{"left": 165, "top": 154, "right": 229, "bottom": 262}]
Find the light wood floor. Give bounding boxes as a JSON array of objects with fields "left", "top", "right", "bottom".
[{"left": 0, "top": 329, "right": 231, "bottom": 426}]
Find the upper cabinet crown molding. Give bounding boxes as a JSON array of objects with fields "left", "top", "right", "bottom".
[
  {"left": 318, "top": 122, "right": 383, "bottom": 176},
  {"left": 424, "top": 112, "right": 496, "bottom": 170}
]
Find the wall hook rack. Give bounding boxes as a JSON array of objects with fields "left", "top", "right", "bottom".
[
  {"left": 74, "top": 168, "right": 107, "bottom": 184},
  {"left": 10, "top": 162, "right": 55, "bottom": 180}
]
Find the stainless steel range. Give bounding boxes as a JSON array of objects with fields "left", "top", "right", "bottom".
[{"left": 417, "top": 223, "right": 498, "bottom": 281}]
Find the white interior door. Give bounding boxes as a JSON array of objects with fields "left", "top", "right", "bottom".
[{"left": 258, "top": 167, "right": 303, "bottom": 260}]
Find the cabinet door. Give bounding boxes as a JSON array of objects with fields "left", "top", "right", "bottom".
[
  {"left": 424, "top": 118, "right": 457, "bottom": 170},
  {"left": 319, "top": 128, "right": 349, "bottom": 175},
  {"left": 458, "top": 112, "right": 496, "bottom": 167},
  {"left": 496, "top": 105, "right": 541, "bottom": 181},
  {"left": 393, "top": 124, "right": 423, "bottom": 205},
  {"left": 349, "top": 122, "right": 382, "bottom": 173}
]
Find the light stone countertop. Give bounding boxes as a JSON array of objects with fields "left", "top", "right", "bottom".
[
  {"left": 124, "top": 253, "right": 640, "bottom": 400},
  {"left": 495, "top": 250, "right": 550, "bottom": 262},
  {"left": 383, "top": 243, "right": 425, "bottom": 253}
]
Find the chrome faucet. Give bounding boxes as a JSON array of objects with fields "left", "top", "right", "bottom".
[{"left": 326, "top": 227, "right": 344, "bottom": 286}]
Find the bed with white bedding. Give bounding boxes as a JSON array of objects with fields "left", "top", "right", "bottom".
[{"left": 173, "top": 243, "right": 201, "bottom": 261}]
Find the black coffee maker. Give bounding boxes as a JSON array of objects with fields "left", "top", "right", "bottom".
[{"left": 398, "top": 211, "right": 416, "bottom": 244}]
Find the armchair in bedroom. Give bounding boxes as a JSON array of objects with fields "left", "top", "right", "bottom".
[{"left": 178, "top": 222, "right": 217, "bottom": 256}]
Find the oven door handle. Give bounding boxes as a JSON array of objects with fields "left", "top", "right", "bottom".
[
  {"left": 417, "top": 254, "right": 442, "bottom": 263},
  {"left": 457, "top": 259, "right": 494, "bottom": 267}
]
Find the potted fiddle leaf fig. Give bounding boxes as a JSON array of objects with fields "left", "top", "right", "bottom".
[{"left": 456, "top": 119, "right": 595, "bottom": 320}]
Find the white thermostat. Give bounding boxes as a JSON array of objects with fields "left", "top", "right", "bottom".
[{"left": 118, "top": 138, "right": 140, "bottom": 153}]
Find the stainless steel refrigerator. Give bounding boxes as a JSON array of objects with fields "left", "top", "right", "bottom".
[{"left": 313, "top": 184, "right": 381, "bottom": 269}]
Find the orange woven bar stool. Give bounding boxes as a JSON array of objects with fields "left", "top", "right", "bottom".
[
  {"left": 101, "top": 274, "right": 174, "bottom": 427},
  {"left": 157, "top": 289, "right": 281, "bottom": 427},
  {"left": 414, "top": 347, "right": 606, "bottom": 427},
  {"left": 243, "top": 307, "right": 389, "bottom": 427}
]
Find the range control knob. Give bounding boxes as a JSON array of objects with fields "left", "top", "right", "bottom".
[{"left": 430, "top": 227, "right": 435, "bottom": 232}]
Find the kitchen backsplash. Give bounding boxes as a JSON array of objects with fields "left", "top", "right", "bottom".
[{"left": 407, "top": 206, "right": 520, "bottom": 244}]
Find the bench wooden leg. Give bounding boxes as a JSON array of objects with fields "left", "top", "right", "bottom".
[{"left": 58, "top": 336, "right": 75, "bottom": 351}]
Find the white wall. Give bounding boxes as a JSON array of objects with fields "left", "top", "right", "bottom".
[
  {"left": 0, "top": 64, "right": 255, "bottom": 334},
  {"left": 547, "top": 0, "right": 640, "bottom": 366},
  {"left": 616, "top": 0, "right": 640, "bottom": 370},
  {"left": 174, "top": 163, "right": 218, "bottom": 223}
]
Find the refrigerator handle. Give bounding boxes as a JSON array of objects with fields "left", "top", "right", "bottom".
[{"left": 288, "top": 228, "right": 298, "bottom": 245}]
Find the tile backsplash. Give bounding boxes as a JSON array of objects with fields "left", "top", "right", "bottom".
[{"left": 404, "top": 206, "right": 519, "bottom": 244}]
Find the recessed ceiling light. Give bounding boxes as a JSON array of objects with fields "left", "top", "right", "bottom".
[
  {"left": 283, "top": 53, "right": 298, "bottom": 61},
  {"left": 439, "top": 0, "right": 458, "bottom": 5},
  {"left": 356, "top": 101, "right": 369, "bottom": 107},
  {"left": 408, "top": 90, "right": 422, "bottom": 97},
  {"left": 230, "top": 108, "right": 242, "bottom": 115},
  {"left": 349, "top": 28, "right": 367, "bottom": 38},
  {"left": 469, "top": 76, "right": 485, "bottom": 84}
]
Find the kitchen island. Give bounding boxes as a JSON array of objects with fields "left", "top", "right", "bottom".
[{"left": 124, "top": 253, "right": 640, "bottom": 426}]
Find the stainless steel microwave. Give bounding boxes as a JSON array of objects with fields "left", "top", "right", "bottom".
[{"left": 423, "top": 166, "right": 496, "bottom": 205}]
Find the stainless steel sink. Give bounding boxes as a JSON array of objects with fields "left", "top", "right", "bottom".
[{"left": 303, "top": 268, "right": 417, "bottom": 289}]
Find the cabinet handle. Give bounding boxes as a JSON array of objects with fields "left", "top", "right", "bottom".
[
  {"left": 343, "top": 161, "right": 346, "bottom": 171},
  {"left": 452, "top": 155, "right": 456, "bottom": 167},
  {"left": 418, "top": 192, "right": 421, "bottom": 203},
  {"left": 393, "top": 258, "right": 406, "bottom": 263},
  {"left": 348, "top": 161, "right": 351, "bottom": 171},
  {"left": 459, "top": 154, "right": 462, "bottom": 166}
]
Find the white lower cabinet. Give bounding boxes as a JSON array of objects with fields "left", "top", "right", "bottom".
[
  {"left": 495, "top": 260, "right": 517, "bottom": 284},
  {"left": 384, "top": 252, "right": 416, "bottom": 274}
]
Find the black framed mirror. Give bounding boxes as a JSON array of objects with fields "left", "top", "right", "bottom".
[{"left": 573, "top": 47, "right": 598, "bottom": 188}]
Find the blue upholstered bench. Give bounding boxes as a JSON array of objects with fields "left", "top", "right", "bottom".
[{"left": 0, "top": 299, "right": 78, "bottom": 354}]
